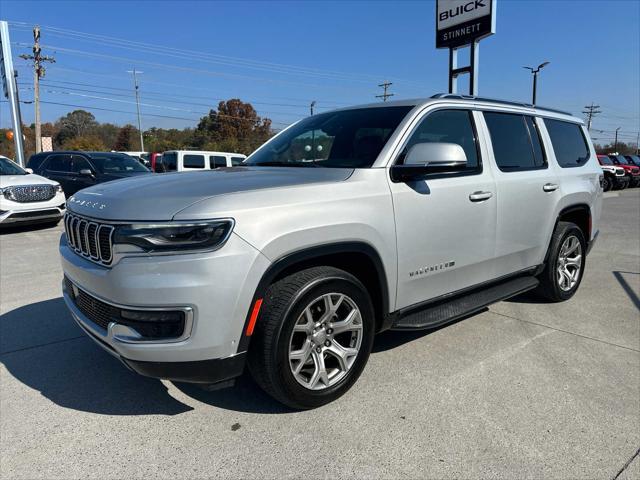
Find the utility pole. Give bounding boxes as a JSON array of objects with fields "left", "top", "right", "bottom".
[
  {"left": 19, "top": 25, "right": 55, "bottom": 154},
  {"left": 310, "top": 100, "right": 316, "bottom": 116},
  {"left": 614, "top": 127, "right": 621, "bottom": 154},
  {"left": 635, "top": 131, "right": 639, "bottom": 155},
  {"left": 582, "top": 102, "right": 602, "bottom": 131},
  {"left": 376, "top": 81, "right": 394, "bottom": 102},
  {"left": 127, "top": 68, "right": 144, "bottom": 151}
]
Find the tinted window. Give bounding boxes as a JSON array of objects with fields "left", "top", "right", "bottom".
[
  {"left": 545, "top": 119, "right": 590, "bottom": 168},
  {"left": 45, "top": 154, "right": 73, "bottom": 172},
  {"left": 400, "top": 109, "right": 479, "bottom": 169},
  {"left": 246, "top": 106, "right": 413, "bottom": 168},
  {"left": 89, "top": 153, "right": 149, "bottom": 173},
  {"left": 598, "top": 155, "right": 613, "bottom": 165},
  {"left": 26, "top": 154, "right": 47, "bottom": 171},
  {"left": 209, "top": 156, "right": 227, "bottom": 168},
  {"left": 626, "top": 156, "right": 640, "bottom": 166},
  {"left": 231, "top": 156, "right": 245, "bottom": 166},
  {"left": 609, "top": 155, "right": 620, "bottom": 165},
  {"left": 484, "top": 112, "right": 545, "bottom": 171},
  {"left": 615, "top": 155, "right": 630, "bottom": 165},
  {"left": 183, "top": 154, "right": 205, "bottom": 168},
  {"left": 163, "top": 152, "right": 177, "bottom": 171},
  {"left": 71, "top": 156, "right": 93, "bottom": 173}
]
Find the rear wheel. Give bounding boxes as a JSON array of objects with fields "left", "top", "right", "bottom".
[
  {"left": 248, "top": 266, "right": 375, "bottom": 409},
  {"left": 536, "top": 221, "right": 586, "bottom": 302}
]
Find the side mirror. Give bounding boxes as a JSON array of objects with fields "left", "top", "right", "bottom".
[
  {"left": 25, "top": 168, "right": 33, "bottom": 174},
  {"left": 390, "top": 142, "right": 468, "bottom": 183},
  {"left": 79, "top": 169, "right": 94, "bottom": 177}
]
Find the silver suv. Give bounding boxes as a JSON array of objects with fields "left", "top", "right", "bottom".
[{"left": 60, "top": 94, "right": 603, "bottom": 409}]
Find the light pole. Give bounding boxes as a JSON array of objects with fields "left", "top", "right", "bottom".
[
  {"left": 614, "top": 127, "right": 621, "bottom": 153},
  {"left": 523, "top": 61, "right": 550, "bottom": 106}
]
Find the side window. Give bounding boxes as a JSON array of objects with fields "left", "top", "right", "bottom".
[
  {"left": 544, "top": 119, "right": 590, "bottom": 168},
  {"left": 399, "top": 109, "right": 480, "bottom": 170},
  {"left": 183, "top": 154, "right": 205, "bottom": 168},
  {"left": 44, "top": 154, "right": 73, "bottom": 172},
  {"left": 231, "top": 156, "right": 245, "bottom": 166},
  {"left": 209, "top": 156, "right": 227, "bottom": 168},
  {"left": 163, "top": 153, "right": 177, "bottom": 171},
  {"left": 70, "top": 156, "right": 93, "bottom": 173},
  {"left": 484, "top": 112, "right": 546, "bottom": 172}
]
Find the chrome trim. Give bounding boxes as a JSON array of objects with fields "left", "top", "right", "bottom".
[
  {"left": 63, "top": 277, "right": 195, "bottom": 345},
  {"left": 64, "top": 212, "right": 114, "bottom": 266},
  {"left": 97, "top": 224, "right": 114, "bottom": 264}
]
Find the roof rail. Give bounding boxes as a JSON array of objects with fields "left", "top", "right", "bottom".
[{"left": 430, "top": 93, "right": 573, "bottom": 116}]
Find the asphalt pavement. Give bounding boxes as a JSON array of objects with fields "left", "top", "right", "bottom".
[{"left": 1, "top": 190, "right": 638, "bottom": 479}]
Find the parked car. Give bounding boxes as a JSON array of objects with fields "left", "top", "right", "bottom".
[
  {"left": 27, "top": 151, "right": 152, "bottom": 196},
  {"left": 60, "top": 94, "right": 602, "bottom": 409},
  {"left": 159, "top": 150, "right": 246, "bottom": 172},
  {"left": 0, "top": 155, "right": 66, "bottom": 227},
  {"left": 609, "top": 154, "right": 640, "bottom": 187},
  {"left": 624, "top": 155, "right": 640, "bottom": 167},
  {"left": 597, "top": 155, "right": 628, "bottom": 191}
]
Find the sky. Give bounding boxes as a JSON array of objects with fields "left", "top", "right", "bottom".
[{"left": 0, "top": 0, "right": 639, "bottom": 146}]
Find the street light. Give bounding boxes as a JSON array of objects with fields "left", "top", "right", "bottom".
[{"left": 523, "top": 61, "right": 550, "bottom": 106}]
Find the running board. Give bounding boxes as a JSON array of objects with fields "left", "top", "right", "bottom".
[{"left": 391, "top": 275, "right": 539, "bottom": 331}]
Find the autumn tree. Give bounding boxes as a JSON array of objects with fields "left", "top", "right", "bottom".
[
  {"left": 113, "top": 124, "right": 138, "bottom": 151},
  {"left": 55, "top": 110, "right": 98, "bottom": 145},
  {"left": 61, "top": 135, "right": 106, "bottom": 151},
  {"left": 195, "top": 99, "right": 272, "bottom": 154}
]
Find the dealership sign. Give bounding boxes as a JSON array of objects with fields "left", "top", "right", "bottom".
[{"left": 436, "top": 0, "right": 496, "bottom": 49}]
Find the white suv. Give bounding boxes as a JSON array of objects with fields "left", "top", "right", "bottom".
[
  {"left": 60, "top": 95, "right": 602, "bottom": 409},
  {"left": 0, "top": 156, "right": 66, "bottom": 227}
]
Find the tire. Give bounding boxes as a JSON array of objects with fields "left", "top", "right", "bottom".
[
  {"left": 536, "top": 221, "right": 586, "bottom": 302},
  {"left": 602, "top": 176, "right": 612, "bottom": 192},
  {"left": 248, "top": 266, "right": 375, "bottom": 409}
]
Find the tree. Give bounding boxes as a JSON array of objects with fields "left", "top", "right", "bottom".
[
  {"left": 595, "top": 142, "right": 636, "bottom": 155},
  {"left": 61, "top": 135, "right": 106, "bottom": 151},
  {"left": 55, "top": 110, "right": 98, "bottom": 145},
  {"left": 113, "top": 124, "right": 138, "bottom": 151},
  {"left": 195, "top": 99, "right": 272, "bottom": 154}
]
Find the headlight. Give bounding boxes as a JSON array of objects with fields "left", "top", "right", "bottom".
[
  {"left": 113, "top": 219, "right": 234, "bottom": 253},
  {"left": 54, "top": 184, "right": 63, "bottom": 193}
]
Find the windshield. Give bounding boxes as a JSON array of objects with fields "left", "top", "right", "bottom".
[
  {"left": 89, "top": 153, "right": 150, "bottom": 173},
  {"left": 599, "top": 156, "right": 613, "bottom": 165},
  {"left": 616, "top": 155, "right": 630, "bottom": 165},
  {"left": 246, "top": 106, "right": 414, "bottom": 168},
  {"left": 0, "top": 157, "right": 27, "bottom": 175}
]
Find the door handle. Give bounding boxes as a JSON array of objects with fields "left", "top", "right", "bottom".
[
  {"left": 543, "top": 183, "right": 559, "bottom": 192},
  {"left": 469, "top": 191, "right": 493, "bottom": 202}
]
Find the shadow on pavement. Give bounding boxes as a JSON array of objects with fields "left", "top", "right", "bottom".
[
  {"left": 1, "top": 297, "right": 292, "bottom": 415},
  {"left": 613, "top": 271, "right": 640, "bottom": 310},
  {"left": 0, "top": 221, "right": 60, "bottom": 235}
]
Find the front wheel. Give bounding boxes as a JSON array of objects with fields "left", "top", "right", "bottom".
[
  {"left": 536, "top": 221, "right": 586, "bottom": 302},
  {"left": 248, "top": 266, "right": 375, "bottom": 409},
  {"left": 602, "top": 176, "right": 612, "bottom": 192}
]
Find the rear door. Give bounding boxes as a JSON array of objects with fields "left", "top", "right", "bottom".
[
  {"left": 480, "top": 111, "right": 559, "bottom": 276},
  {"left": 41, "top": 154, "right": 74, "bottom": 194},
  {"left": 390, "top": 108, "right": 497, "bottom": 309}
]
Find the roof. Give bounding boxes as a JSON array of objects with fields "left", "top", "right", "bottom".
[{"left": 333, "top": 93, "right": 577, "bottom": 121}]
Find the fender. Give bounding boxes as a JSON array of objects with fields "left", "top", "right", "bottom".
[
  {"left": 539, "top": 203, "right": 592, "bottom": 273},
  {"left": 237, "top": 241, "right": 389, "bottom": 351}
]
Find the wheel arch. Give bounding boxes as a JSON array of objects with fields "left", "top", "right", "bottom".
[
  {"left": 541, "top": 203, "right": 592, "bottom": 269},
  {"left": 238, "top": 242, "right": 390, "bottom": 352}
]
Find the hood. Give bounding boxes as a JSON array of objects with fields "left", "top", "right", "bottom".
[
  {"left": 67, "top": 167, "right": 354, "bottom": 221},
  {"left": 0, "top": 173, "right": 59, "bottom": 188}
]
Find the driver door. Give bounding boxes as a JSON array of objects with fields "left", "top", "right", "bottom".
[{"left": 389, "top": 108, "right": 497, "bottom": 310}]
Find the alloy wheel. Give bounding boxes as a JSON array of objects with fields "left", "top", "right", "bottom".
[
  {"left": 288, "top": 293, "right": 363, "bottom": 390},
  {"left": 556, "top": 235, "right": 583, "bottom": 292}
]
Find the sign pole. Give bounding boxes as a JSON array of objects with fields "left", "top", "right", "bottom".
[
  {"left": 0, "top": 20, "right": 25, "bottom": 166},
  {"left": 470, "top": 40, "right": 479, "bottom": 96},
  {"left": 448, "top": 48, "right": 458, "bottom": 94}
]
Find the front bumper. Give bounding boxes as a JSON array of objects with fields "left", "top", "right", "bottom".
[
  {"left": 60, "top": 231, "right": 270, "bottom": 380},
  {"left": 613, "top": 176, "right": 629, "bottom": 188},
  {"left": 0, "top": 193, "right": 66, "bottom": 225}
]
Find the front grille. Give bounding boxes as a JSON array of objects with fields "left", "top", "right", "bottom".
[
  {"left": 65, "top": 277, "right": 119, "bottom": 330},
  {"left": 64, "top": 213, "right": 114, "bottom": 266},
  {"left": 64, "top": 276, "right": 186, "bottom": 339},
  {"left": 4, "top": 184, "right": 56, "bottom": 203}
]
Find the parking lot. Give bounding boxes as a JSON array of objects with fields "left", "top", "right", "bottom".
[{"left": 0, "top": 190, "right": 638, "bottom": 479}]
